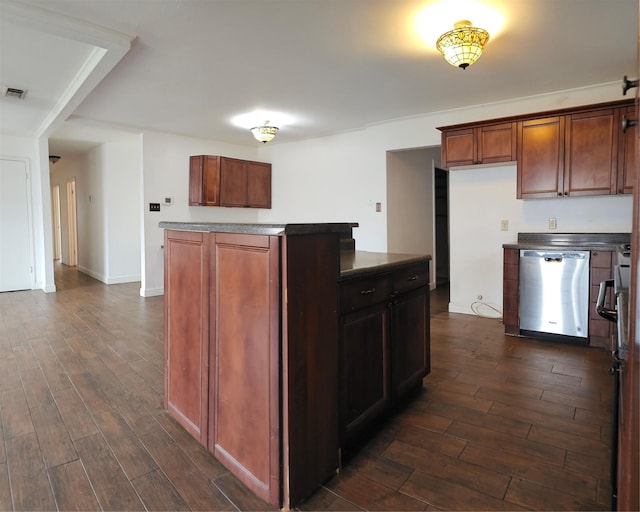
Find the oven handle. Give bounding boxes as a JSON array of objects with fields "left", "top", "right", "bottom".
[{"left": 596, "top": 279, "right": 617, "bottom": 322}]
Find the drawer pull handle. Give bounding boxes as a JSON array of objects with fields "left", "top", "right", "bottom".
[
  {"left": 360, "top": 288, "right": 376, "bottom": 295},
  {"left": 407, "top": 275, "right": 419, "bottom": 281}
]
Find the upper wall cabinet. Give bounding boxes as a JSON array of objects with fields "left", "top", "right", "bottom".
[
  {"left": 440, "top": 122, "right": 516, "bottom": 168},
  {"left": 438, "top": 99, "right": 634, "bottom": 199},
  {"left": 517, "top": 107, "right": 621, "bottom": 199},
  {"left": 617, "top": 104, "right": 638, "bottom": 195},
  {"left": 189, "top": 155, "right": 272, "bottom": 208}
]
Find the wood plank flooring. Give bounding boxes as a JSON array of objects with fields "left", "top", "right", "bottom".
[{"left": 0, "top": 263, "right": 613, "bottom": 511}]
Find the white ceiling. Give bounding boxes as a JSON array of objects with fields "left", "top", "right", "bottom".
[{"left": 1, "top": 0, "right": 638, "bottom": 155}]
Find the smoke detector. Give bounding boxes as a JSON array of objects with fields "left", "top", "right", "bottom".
[{"left": 2, "top": 86, "right": 27, "bottom": 99}]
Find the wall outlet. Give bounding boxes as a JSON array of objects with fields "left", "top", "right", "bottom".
[
  {"left": 375, "top": 202, "right": 382, "bottom": 212},
  {"left": 149, "top": 203, "right": 161, "bottom": 212},
  {"left": 548, "top": 217, "right": 557, "bottom": 230},
  {"left": 163, "top": 196, "right": 173, "bottom": 205},
  {"left": 500, "top": 219, "right": 509, "bottom": 231}
]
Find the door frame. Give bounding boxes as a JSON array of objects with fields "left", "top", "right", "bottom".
[{"left": 66, "top": 178, "right": 78, "bottom": 267}]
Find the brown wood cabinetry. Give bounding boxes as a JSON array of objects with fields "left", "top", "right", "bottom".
[
  {"left": 208, "top": 233, "right": 281, "bottom": 505},
  {"left": 517, "top": 108, "right": 619, "bottom": 198},
  {"left": 517, "top": 116, "right": 565, "bottom": 198},
  {"left": 565, "top": 108, "right": 619, "bottom": 197},
  {"left": 189, "top": 155, "right": 271, "bottom": 208},
  {"left": 589, "top": 250, "right": 614, "bottom": 350},
  {"left": 441, "top": 122, "right": 516, "bottom": 168},
  {"left": 618, "top": 104, "right": 638, "bottom": 194},
  {"left": 163, "top": 230, "right": 209, "bottom": 446},
  {"left": 164, "top": 224, "right": 346, "bottom": 508},
  {"left": 439, "top": 99, "right": 634, "bottom": 199},
  {"left": 339, "top": 260, "right": 430, "bottom": 443},
  {"left": 502, "top": 248, "right": 519, "bottom": 335}
]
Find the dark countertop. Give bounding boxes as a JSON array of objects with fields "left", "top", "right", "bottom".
[
  {"left": 339, "top": 251, "right": 431, "bottom": 279},
  {"left": 503, "top": 232, "right": 631, "bottom": 252},
  {"left": 159, "top": 221, "right": 358, "bottom": 236}
]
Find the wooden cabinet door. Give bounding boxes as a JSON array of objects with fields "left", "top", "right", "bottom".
[
  {"left": 478, "top": 123, "right": 517, "bottom": 164},
  {"left": 208, "top": 232, "right": 280, "bottom": 506},
  {"left": 391, "top": 286, "right": 429, "bottom": 400},
  {"left": 189, "top": 155, "right": 220, "bottom": 206},
  {"left": 163, "top": 230, "right": 209, "bottom": 445},
  {"left": 564, "top": 108, "right": 618, "bottom": 196},
  {"left": 340, "top": 303, "right": 390, "bottom": 440},
  {"left": 246, "top": 161, "right": 272, "bottom": 208},
  {"left": 503, "top": 248, "right": 519, "bottom": 335},
  {"left": 219, "top": 157, "right": 247, "bottom": 207},
  {"left": 517, "top": 116, "right": 565, "bottom": 198},
  {"left": 618, "top": 104, "right": 638, "bottom": 194},
  {"left": 441, "top": 128, "right": 476, "bottom": 167}
]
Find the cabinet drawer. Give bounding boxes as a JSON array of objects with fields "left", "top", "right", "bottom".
[
  {"left": 392, "top": 262, "right": 429, "bottom": 294},
  {"left": 340, "top": 275, "right": 392, "bottom": 314}
]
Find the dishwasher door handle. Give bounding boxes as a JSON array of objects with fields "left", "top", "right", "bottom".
[{"left": 596, "top": 279, "right": 617, "bottom": 322}]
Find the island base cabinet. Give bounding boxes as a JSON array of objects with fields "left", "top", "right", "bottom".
[
  {"left": 338, "top": 261, "right": 430, "bottom": 446},
  {"left": 340, "top": 303, "right": 390, "bottom": 441},
  {"left": 208, "top": 233, "right": 281, "bottom": 506},
  {"left": 163, "top": 230, "right": 209, "bottom": 446},
  {"left": 392, "top": 287, "right": 430, "bottom": 400}
]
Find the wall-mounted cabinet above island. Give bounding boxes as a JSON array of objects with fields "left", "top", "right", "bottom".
[{"left": 189, "top": 155, "right": 271, "bottom": 208}]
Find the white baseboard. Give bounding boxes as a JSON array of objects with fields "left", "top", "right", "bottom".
[{"left": 141, "top": 287, "right": 163, "bottom": 297}]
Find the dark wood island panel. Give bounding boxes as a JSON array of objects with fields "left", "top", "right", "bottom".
[{"left": 161, "top": 222, "right": 431, "bottom": 509}]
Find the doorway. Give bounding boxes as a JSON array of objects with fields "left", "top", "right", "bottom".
[
  {"left": 52, "top": 185, "right": 62, "bottom": 261},
  {"left": 66, "top": 178, "right": 78, "bottom": 266},
  {"left": 434, "top": 168, "right": 449, "bottom": 286}
]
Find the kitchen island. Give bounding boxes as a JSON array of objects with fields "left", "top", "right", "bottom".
[{"left": 160, "top": 222, "right": 431, "bottom": 508}]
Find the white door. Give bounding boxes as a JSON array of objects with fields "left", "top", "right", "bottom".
[
  {"left": 0, "top": 159, "right": 32, "bottom": 291},
  {"left": 52, "top": 185, "right": 61, "bottom": 261},
  {"left": 67, "top": 178, "right": 77, "bottom": 266}
]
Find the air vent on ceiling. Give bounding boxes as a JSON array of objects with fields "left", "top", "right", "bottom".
[{"left": 2, "top": 86, "right": 27, "bottom": 99}]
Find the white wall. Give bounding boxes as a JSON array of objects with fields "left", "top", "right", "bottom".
[
  {"left": 73, "top": 138, "right": 142, "bottom": 285},
  {"left": 140, "top": 131, "right": 262, "bottom": 296},
  {"left": 448, "top": 164, "right": 632, "bottom": 315},
  {"left": 386, "top": 148, "right": 438, "bottom": 287}
]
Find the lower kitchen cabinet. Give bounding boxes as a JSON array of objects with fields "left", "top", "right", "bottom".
[
  {"left": 503, "top": 248, "right": 519, "bottom": 335},
  {"left": 163, "top": 230, "right": 209, "bottom": 446},
  {"left": 163, "top": 222, "right": 431, "bottom": 508},
  {"left": 340, "top": 302, "right": 390, "bottom": 438},
  {"left": 392, "top": 286, "right": 430, "bottom": 399},
  {"left": 164, "top": 225, "right": 345, "bottom": 508},
  {"left": 589, "top": 250, "right": 614, "bottom": 349},
  {"left": 339, "top": 260, "right": 430, "bottom": 444}
]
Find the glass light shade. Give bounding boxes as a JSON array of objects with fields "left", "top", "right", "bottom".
[
  {"left": 436, "top": 21, "right": 489, "bottom": 70},
  {"left": 250, "top": 124, "right": 279, "bottom": 143}
]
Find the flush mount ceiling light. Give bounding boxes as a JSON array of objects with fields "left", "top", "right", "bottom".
[
  {"left": 250, "top": 121, "right": 279, "bottom": 143},
  {"left": 436, "top": 20, "right": 490, "bottom": 70},
  {"left": 49, "top": 155, "right": 61, "bottom": 164}
]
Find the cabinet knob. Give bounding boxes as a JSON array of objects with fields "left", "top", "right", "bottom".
[
  {"left": 621, "top": 114, "right": 638, "bottom": 134},
  {"left": 558, "top": 192, "right": 563, "bottom": 197},
  {"left": 622, "top": 75, "right": 639, "bottom": 95}
]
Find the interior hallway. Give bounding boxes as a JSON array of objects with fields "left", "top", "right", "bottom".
[{"left": 0, "top": 264, "right": 613, "bottom": 511}]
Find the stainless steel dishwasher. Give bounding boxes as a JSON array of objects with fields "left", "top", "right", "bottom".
[{"left": 519, "top": 249, "right": 590, "bottom": 339}]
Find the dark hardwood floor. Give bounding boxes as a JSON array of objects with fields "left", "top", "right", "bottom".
[{"left": 0, "top": 263, "right": 613, "bottom": 511}]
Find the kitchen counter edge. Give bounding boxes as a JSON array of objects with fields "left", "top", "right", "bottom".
[{"left": 159, "top": 221, "right": 359, "bottom": 236}]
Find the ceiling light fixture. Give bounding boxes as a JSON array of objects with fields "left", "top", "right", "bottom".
[
  {"left": 436, "top": 20, "right": 489, "bottom": 70},
  {"left": 49, "top": 155, "right": 61, "bottom": 164},
  {"left": 250, "top": 121, "right": 279, "bottom": 143}
]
